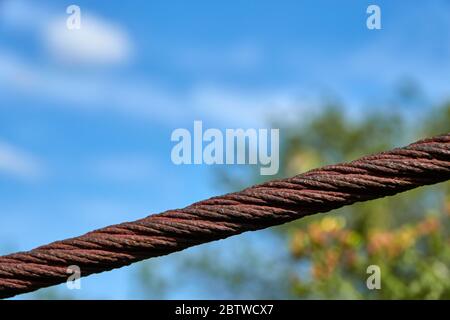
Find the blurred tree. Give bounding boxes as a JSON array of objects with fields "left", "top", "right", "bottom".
[
  {"left": 274, "top": 99, "right": 450, "bottom": 299},
  {"left": 137, "top": 95, "right": 450, "bottom": 300},
  {"left": 268, "top": 99, "right": 450, "bottom": 299}
]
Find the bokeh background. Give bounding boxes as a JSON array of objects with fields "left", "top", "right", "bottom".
[{"left": 1, "top": 0, "right": 450, "bottom": 299}]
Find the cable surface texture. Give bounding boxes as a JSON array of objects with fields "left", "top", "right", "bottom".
[{"left": 1, "top": 133, "right": 449, "bottom": 299}]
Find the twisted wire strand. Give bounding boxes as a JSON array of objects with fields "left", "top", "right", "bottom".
[{"left": 1, "top": 133, "right": 449, "bottom": 299}]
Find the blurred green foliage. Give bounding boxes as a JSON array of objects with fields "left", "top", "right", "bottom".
[
  {"left": 275, "top": 99, "right": 450, "bottom": 299},
  {"left": 274, "top": 99, "right": 450, "bottom": 299},
  {"left": 146, "top": 96, "right": 450, "bottom": 300},
  {"left": 133, "top": 95, "right": 450, "bottom": 299}
]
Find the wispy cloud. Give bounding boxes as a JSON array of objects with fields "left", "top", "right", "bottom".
[
  {"left": 189, "top": 85, "right": 308, "bottom": 125},
  {"left": 1, "top": 0, "right": 133, "bottom": 66},
  {"left": 45, "top": 14, "right": 133, "bottom": 66},
  {"left": 0, "top": 141, "right": 43, "bottom": 180},
  {"left": 0, "top": 50, "right": 305, "bottom": 126}
]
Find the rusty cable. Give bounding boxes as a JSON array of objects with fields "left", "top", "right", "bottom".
[{"left": 0, "top": 133, "right": 449, "bottom": 298}]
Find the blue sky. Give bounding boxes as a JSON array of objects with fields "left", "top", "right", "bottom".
[{"left": 1, "top": 0, "right": 449, "bottom": 299}]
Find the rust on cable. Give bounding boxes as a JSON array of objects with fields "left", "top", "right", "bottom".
[{"left": 0, "top": 133, "right": 449, "bottom": 299}]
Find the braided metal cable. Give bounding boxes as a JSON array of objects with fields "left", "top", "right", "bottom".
[{"left": 1, "top": 133, "right": 449, "bottom": 299}]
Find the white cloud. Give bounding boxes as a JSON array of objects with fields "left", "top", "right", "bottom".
[
  {"left": 0, "top": 0, "right": 133, "bottom": 66},
  {"left": 0, "top": 49, "right": 182, "bottom": 121},
  {"left": 0, "top": 0, "right": 302, "bottom": 127},
  {"left": 45, "top": 15, "right": 133, "bottom": 65},
  {"left": 189, "top": 86, "right": 308, "bottom": 125},
  {"left": 0, "top": 0, "right": 306, "bottom": 127},
  {"left": 0, "top": 141, "right": 43, "bottom": 180},
  {"left": 0, "top": 50, "right": 306, "bottom": 126}
]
